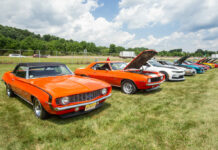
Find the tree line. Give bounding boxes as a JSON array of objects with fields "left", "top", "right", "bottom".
[{"left": 0, "top": 24, "right": 217, "bottom": 57}]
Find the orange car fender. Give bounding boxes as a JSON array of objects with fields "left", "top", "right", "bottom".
[
  {"left": 121, "top": 76, "right": 148, "bottom": 89},
  {"left": 24, "top": 84, "right": 53, "bottom": 112},
  {"left": 74, "top": 68, "right": 87, "bottom": 76},
  {"left": 2, "top": 72, "right": 13, "bottom": 85}
]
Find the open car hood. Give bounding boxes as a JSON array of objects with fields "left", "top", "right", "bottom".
[
  {"left": 196, "top": 57, "right": 206, "bottom": 63},
  {"left": 124, "top": 50, "right": 157, "bottom": 70},
  {"left": 201, "top": 58, "right": 208, "bottom": 63},
  {"left": 175, "top": 56, "right": 190, "bottom": 65},
  {"left": 210, "top": 58, "right": 217, "bottom": 63},
  {"left": 204, "top": 58, "right": 212, "bottom": 63}
]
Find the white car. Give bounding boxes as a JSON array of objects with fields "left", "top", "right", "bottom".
[
  {"left": 142, "top": 59, "right": 185, "bottom": 81},
  {"left": 9, "top": 54, "right": 25, "bottom": 57},
  {"left": 158, "top": 60, "right": 196, "bottom": 76}
]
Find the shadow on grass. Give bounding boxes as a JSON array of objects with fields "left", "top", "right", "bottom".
[
  {"left": 15, "top": 96, "right": 33, "bottom": 109},
  {"left": 166, "top": 79, "right": 186, "bottom": 82},
  {"left": 137, "top": 88, "right": 163, "bottom": 95},
  {"left": 111, "top": 86, "right": 121, "bottom": 92}
]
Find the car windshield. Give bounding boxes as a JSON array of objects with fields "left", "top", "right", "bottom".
[
  {"left": 165, "top": 61, "right": 174, "bottom": 65},
  {"left": 185, "top": 61, "right": 193, "bottom": 64},
  {"left": 29, "top": 65, "right": 72, "bottom": 78},
  {"left": 148, "top": 60, "right": 163, "bottom": 67},
  {"left": 110, "top": 62, "right": 127, "bottom": 70}
]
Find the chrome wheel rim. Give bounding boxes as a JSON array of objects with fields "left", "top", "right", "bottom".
[
  {"left": 123, "top": 82, "right": 133, "bottom": 94},
  {"left": 6, "top": 87, "right": 11, "bottom": 96},
  {"left": 34, "top": 100, "right": 42, "bottom": 117}
]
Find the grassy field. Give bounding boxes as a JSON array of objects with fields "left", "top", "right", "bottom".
[{"left": 0, "top": 63, "right": 218, "bottom": 150}]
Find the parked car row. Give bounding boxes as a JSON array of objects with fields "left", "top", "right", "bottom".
[{"left": 2, "top": 50, "right": 217, "bottom": 119}]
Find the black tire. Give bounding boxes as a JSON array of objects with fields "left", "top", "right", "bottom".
[
  {"left": 6, "top": 84, "right": 15, "bottom": 97},
  {"left": 33, "top": 98, "right": 49, "bottom": 119},
  {"left": 160, "top": 71, "right": 169, "bottom": 81},
  {"left": 121, "top": 80, "right": 137, "bottom": 94},
  {"left": 81, "top": 74, "right": 88, "bottom": 77}
]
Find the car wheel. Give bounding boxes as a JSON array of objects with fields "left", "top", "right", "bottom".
[
  {"left": 81, "top": 74, "right": 88, "bottom": 77},
  {"left": 160, "top": 71, "right": 169, "bottom": 81},
  {"left": 121, "top": 80, "right": 137, "bottom": 94},
  {"left": 33, "top": 98, "right": 49, "bottom": 119},
  {"left": 6, "top": 84, "right": 14, "bottom": 97}
]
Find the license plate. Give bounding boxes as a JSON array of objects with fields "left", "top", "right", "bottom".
[{"left": 85, "top": 102, "right": 96, "bottom": 111}]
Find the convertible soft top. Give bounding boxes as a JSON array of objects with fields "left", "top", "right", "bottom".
[{"left": 18, "top": 62, "right": 65, "bottom": 67}]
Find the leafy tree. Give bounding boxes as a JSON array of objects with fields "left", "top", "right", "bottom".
[
  {"left": 87, "top": 42, "right": 98, "bottom": 53},
  {"left": 109, "top": 44, "right": 116, "bottom": 53},
  {"left": 71, "top": 41, "right": 82, "bottom": 53},
  {"left": 115, "top": 46, "right": 125, "bottom": 53}
]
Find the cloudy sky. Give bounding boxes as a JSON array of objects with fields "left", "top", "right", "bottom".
[{"left": 0, "top": 0, "right": 218, "bottom": 51}]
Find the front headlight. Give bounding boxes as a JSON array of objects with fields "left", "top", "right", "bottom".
[
  {"left": 101, "top": 88, "right": 107, "bottom": 95},
  {"left": 160, "top": 76, "right": 163, "bottom": 80},
  {"left": 60, "top": 97, "right": 70, "bottom": 105}
]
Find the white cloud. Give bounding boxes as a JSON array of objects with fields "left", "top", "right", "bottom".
[
  {"left": 0, "top": 0, "right": 218, "bottom": 51},
  {"left": 125, "top": 28, "right": 218, "bottom": 51},
  {"left": 59, "top": 13, "right": 135, "bottom": 45},
  {"left": 116, "top": 0, "right": 218, "bottom": 31},
  {"left": 0, "top": 0, "right": 134, "bottom": 46}
]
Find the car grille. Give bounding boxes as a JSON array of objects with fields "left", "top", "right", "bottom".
[
  {"left": 172, "top": 75, "right": 184, "bottom": 79},
  {"left": 56, "top": 89, "right": 102, "bottom": 105},
  {"left": 174, "top": 71, "right": 184, "bottom": 73},
  {"left": 151, "top": 77, "right": 161, "bottom": 82}
]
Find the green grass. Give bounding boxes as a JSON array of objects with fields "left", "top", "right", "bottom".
[{"left": 0, "top": 63, "right": 218, "bottom": 150}]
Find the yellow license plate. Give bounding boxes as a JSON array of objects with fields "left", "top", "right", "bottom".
[{"left": 85, "top": 102, "right": 96, "bottom": 111}]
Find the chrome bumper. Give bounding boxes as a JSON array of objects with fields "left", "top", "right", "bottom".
[
  {"left": 146, "top": 80, "right": 165, "bottom": 86},
  {"left": 169, "top": 78, "right": 185, "bottom": 81},
  {"left": 54, "top": 94, "right": 111, "bottom": 111}
]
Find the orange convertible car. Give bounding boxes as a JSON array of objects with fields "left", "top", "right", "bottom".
[
  {"left": 2, "top": 62, "right": 112, "bottom": 119},
  {"left": 75, "top": 50, "right": 165, "bottom": 94}
]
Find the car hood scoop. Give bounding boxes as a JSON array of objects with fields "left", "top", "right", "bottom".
[{"left": 124, "top": 50, "right": 157, "bottom": 70}]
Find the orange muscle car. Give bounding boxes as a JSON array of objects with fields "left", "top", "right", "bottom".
[
  {"left": 2, "top": 62, "right": 112, "bottom": 119},
  {"left": 75, "top": 50, "right": 165, "bottom": 94}
]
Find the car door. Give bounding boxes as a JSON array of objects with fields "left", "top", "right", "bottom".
[
  {"left": 88, "top": 63, "right": 114, "bottom": 84},
  {"left": 107, "top": 63, "right": 125, "bottom": 86},
  {"left": 11, "top": 66, "right": 32, "bottom": 102}
]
